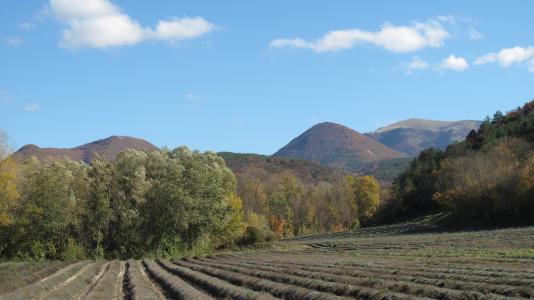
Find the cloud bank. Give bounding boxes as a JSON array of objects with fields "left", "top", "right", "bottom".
[
  {"left": 50, "top": 0, "right": 214, "bottom": 49},
  {"left": 270, "top": 19, "right": 450, "bottom": 53}
]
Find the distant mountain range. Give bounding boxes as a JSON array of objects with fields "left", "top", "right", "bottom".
[
  {"left": 11, "top": 118, "right": 481, "bottom": 182},
  {"left": 11, "top": 136, "right": 158, "bottom": 163},
  {"left": 367, "top": 119, "right": 482, "bottom": 156},
  {"left": 271, "top": 119, "right": 480, "bottom": 177}
]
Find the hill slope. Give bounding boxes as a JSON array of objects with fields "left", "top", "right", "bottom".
[
  {"left": 273, "top": 122, "right": 406, "bottom": 171},
  {"left": 393, "top": 100, "right": 534, "bottom": 225},
  {"left": 12, "top": 136, "right": 159, "bottom": 163},
  {"left": 368, "top": 119, "right": 481, "bottom": 156},
  {"left": 219, "top": 152, "right": 351, "bottom": 185}
]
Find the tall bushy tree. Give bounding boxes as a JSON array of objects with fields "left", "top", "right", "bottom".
[
  {"left": 81, "top": 158, "right": 113, "bottom": 258},
  {"left": 107, "top": 150, "right": 150, "bottom": 258},
  {"left": 266, "top": 171, "right": 301, "bottom": 237},
  {"left": 16, "top": 161, "right": 89, "bottom": 260},
  {"left": 0, "top": 130, "right": 19, "bottom": 255},
  {"left": 392, "top": 148, "right": 443, "bottom": 214},
  {"left": 348, "top": 175, "right": 380, "bottom": 225}
]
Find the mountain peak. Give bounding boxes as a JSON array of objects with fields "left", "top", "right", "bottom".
[{"left": 274, "top": 122, "right": 406, "bottom": 170}]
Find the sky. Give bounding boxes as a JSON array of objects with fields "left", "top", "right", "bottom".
[{"left": 1, "top": 0, "right": 534, "bottom": 154}]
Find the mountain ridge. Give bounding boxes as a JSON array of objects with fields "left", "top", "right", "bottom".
[
  {"left": 368, "top": 119, "right": 481, "bottom": 156},
  {"left": 11, "top": 135, "right": 159, "bottom": 163}
]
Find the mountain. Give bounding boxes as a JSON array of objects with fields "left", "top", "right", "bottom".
[
  {"left": 12, "top": 136, "right": 159, "bottom": 163},
  {"left": 273, "top": 122, "right": 407, "bottom": 171},
  {"left": 368, "top": 119, "right": 482, "bottom": 156}
]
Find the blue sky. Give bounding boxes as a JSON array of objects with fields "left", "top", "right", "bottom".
[{"left": 1, "top": 0, "right": 534, "bottom": 154}]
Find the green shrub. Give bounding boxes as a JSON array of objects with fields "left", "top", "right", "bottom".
[
  {"left": 61, "top": 238, "right": 86, "bottom": 260},
  {"left": 238, "top": 226, "right": 275, "bottom": 246}
]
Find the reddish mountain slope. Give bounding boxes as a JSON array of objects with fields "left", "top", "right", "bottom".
[
  {"left": 273, "top": 122, "right": 406, "bottom": 170},
  {"left": 12, "top": 136, "right": 159, "bottom": 163}
]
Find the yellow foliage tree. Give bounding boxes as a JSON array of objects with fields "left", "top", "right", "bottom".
[
  {"left": 0, "top": 157, "right": 19, "bottom": 226},
  {"left": 225, "top": 194, "right": 245, "bottom": 235},
  {"left": 0, "top": 129, "right": 18, "bottom": 226},
  {"left": 348, "top": 175, "right": 380, "bottom": 224}
]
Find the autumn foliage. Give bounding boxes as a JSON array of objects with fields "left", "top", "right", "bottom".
[{"left": 393, "top": 99, "right": 534, "bottom": 225}]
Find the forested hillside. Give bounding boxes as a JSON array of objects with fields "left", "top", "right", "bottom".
[
  {"left": 220, "top": 152, "right": 382, "bottom": 238},
  {"left": 391, "top": 100, "right": 534, "bottom": 225}
]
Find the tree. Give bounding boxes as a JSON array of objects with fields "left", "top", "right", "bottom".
[
  {"left": 107, "top": 150, "right": 150, "bottom": 258},
  {"left": 17, "top": 161, "right": 88, "bottom": 260},
  {"left": 0, "top": 130, "right": 19, "bottom": 256},
  {"left": 393, "top": 148, "right": 443, "bottom": 214},
  {"left": 0, "top": 129, "right": 18, "bottom": 226},
  {"left": 348, "top": 175, "right": 380, "bottom": 225},
  {"left": 81, "top": 158, "right": 113, "bottom": 258},
  {"left": 265, "top": 172, "right": 301, "bottom": 237},
  {"left": 0, "top": 158, "right": 18, "bottom": 226},
  {"left": 239, "top": 175, "right": 267, "bottom": 215},
  {"left": 0, "top": 130, "right": 12, "bottom": 161},
  {"left": 216, "top": 194, "right": 244, "bottom": 246}
]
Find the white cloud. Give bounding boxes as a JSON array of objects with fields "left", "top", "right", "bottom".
[
  {"left": 529, "top": 59, "right": 534, "bottom": 73},
  {"left": 405, "top": 56, "right": 429, "bottom": 74},
  {"left": 49, "top": 0, "right": 214, "bottom": 49},
  {"left": 440, "top": 55, "right": 469, "bottom": 71},
  {"left": 24, "top": 103, "right": 40, "bottom": 112},
  {"left": 270, "top": 19, "right": 450, "bottom": 53},
  {"left": 151, "top": 18, "right": 213, "bottom": 41},
  {"left": 475, "top": 46, "right": 534, "bottom": 67},
  {"left": 4, "top": 36, "right": 23, "bottom": 46}
]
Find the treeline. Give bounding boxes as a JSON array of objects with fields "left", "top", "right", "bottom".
[
  {"left": 237, "top": 171, "right": 381, "bottom": 237},
  {"left": 391, "top": 100, "right": 534, "bottom": 225},
  {"left": 0, "top": 146, "right": 243, "bottom": 260},
  {"left": 220, "top": 153, "right": 383, "bottom": 238}
]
